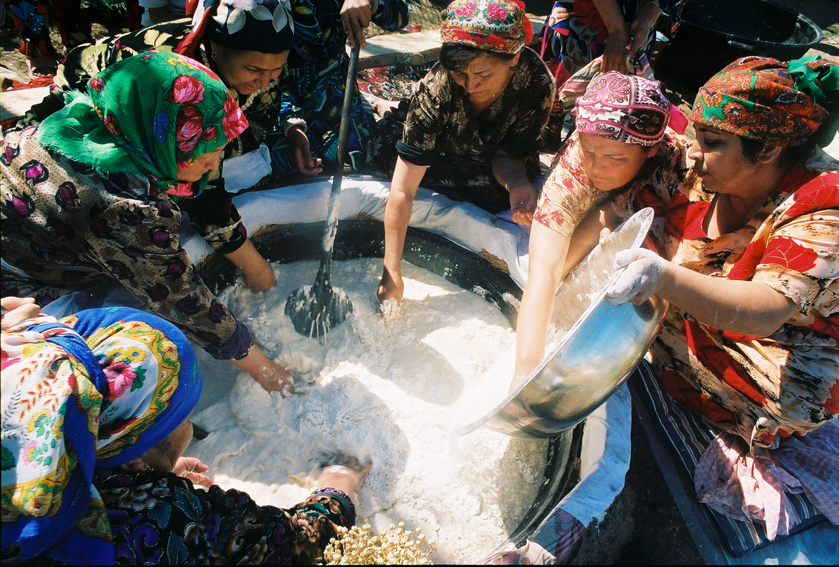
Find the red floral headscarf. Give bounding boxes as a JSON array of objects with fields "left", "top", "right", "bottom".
[
  {"left": 440, "top": 0, "right": 533, "bottom": 55},
  {"left": 690, "top": 56, "right": 839, "bottom": 147}
]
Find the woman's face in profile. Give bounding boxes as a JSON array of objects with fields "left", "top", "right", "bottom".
[
  {"left": 577, "top": 133, "right": 657, "bottom": 192},
  {"left": 688, "top": 126, "right": 761, "bottom": 195},
  {"left": 176, "top": 146, "right": 226, "bottom": 182}
]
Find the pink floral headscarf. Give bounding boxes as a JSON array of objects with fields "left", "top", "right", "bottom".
[{"left": 575, "top": 71, "right": 672, "bottom": 146}]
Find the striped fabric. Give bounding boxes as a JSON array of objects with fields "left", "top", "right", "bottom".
[{"left": 630, "top": 360, "right": 827, "bottom": 556}]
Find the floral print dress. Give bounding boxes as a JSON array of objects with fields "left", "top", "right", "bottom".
[
  {"left": 1, "top": 127, "right": 249, "bottom": 359},
  {"left": 543, "top": 0, "right": 684, "bottom": 86},
  {"left": 537, "top": 139, "right": 839, "bottom": 449},
  {"left": 2, "top": 51, "right": 254, "bottom": 360},
  {"left": 620, "top": 157, "right": 839, "bottom": 450},
  {"left": 366, "top": 47, "right": 555, "bottom": 214}
]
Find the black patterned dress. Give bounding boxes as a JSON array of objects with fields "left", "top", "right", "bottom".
[
  {"left": 1, "top": 126, "right": 252, "bottom": 360},
  {"left": 4, "top": 468, "right": 355, "bottom": 565},
  {"left": 365, "top": 47, "right": 555, "bottom": 214}
]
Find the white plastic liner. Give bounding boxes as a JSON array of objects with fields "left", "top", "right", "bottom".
[{"left": 183, "top": 177, "right": 533, "bottom": 288}]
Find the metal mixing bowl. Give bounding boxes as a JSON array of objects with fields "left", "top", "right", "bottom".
[{"left": 456, "top": 208, "right": 666, "bottom": 438}]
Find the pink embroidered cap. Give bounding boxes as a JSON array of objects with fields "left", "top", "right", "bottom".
[{"left": 575, "top": 71, "right": 672, "bottom": 146}]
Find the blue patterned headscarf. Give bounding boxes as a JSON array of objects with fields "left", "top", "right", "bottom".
[{"left": 1, "top": 307, "right": 202, "bottom": 564}]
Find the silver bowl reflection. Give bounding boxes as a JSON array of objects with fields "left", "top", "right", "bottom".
[{"left": 457, "top": 208, "right": 666, "bottom": 438}]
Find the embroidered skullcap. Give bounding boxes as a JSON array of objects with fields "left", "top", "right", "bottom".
[
  {"left": 690, "top": 56, "right": 839, "bottom": 147},
  {"left": 440, "top": 0, "right": 533, "bottom": 55},
  {"left": 199, "top": 0, "right": 295, "bottom": 54},
  {"left": 575, "top": 71, "right": 671, "bottom": 146}
]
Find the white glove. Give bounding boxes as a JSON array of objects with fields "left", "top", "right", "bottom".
[{"left": 606, "top": 248, "right": 669, "bottom": 305}]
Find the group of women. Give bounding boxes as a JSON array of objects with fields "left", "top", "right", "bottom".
[{"left": 2, "top": 0, "right": 838, "bottom": 563}]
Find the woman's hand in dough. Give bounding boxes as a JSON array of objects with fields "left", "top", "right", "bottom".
[
  {"left": 231, "top": 346, "right": 295, "bottom": 395},
  {"left": 224, "top": 239, "right": 277, "bottom": 292},
  {"left": 509, "top": 183, "right": 537, "bottom": 226},
  {"left": 606, "top": 248, "right": 670, "bottom": 305},
  {"left": 1, "top": 297, "right": 41, "bottom": 331},
  {"left": 377, "top": 266, "right": 404, "bottom": 306},
  {"left": 173, "top": 457, "right": 213, "bottom": 487},
  {"left": 241, "top": 256, "right": 277, "bottom": 293}
]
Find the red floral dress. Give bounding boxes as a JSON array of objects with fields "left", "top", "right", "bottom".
[
  {"left": 536, "top": 136, "right": 838, "bottom": 449},
  {"left": 616, "top": 153, "right": 839, "bottom": 449}
]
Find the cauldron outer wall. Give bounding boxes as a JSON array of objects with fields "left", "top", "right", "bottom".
[{"left": 655, "top": 0, "right": 822, "bottom": 96}]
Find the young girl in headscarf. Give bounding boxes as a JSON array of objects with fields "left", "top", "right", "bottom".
[
  {"left": 514, "top": 70, "right": 685, "bottom": 383},
  {"left": 1, "top": 50, "right": 293, "bottom": 394},
  {"left": 1, "top": 297, "right": 369, "bottom": 564}
]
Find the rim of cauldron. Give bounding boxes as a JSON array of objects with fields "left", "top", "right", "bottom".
[{"left": 196, "top": 218, "right": 585, "bottom": 554}]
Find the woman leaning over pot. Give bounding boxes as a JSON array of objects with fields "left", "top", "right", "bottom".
[
  {"left": 1, "top": 297, "right": 368, "bottom": 564},
  {"left": 1, "top": 50, "right": 293, "bottom": 393},
  {"left": 514, "top": 69, "right": 688, "bottom": 384},
  {"left": 602, "top": 56, "right": 839, "bottom": 451},
  {"left": 370, "top": 0, "right": 556, "bottom": 306}
]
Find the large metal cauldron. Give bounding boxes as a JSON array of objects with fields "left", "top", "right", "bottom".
[
  {"left": 196, "top": 219, "right": 582, "bottom": 554},
  {"left": 657, "top": 0, "right": 822, "bottom": 93}
]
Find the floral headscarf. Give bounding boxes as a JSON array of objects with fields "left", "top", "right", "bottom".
[
  {"left": 1, "top": 307, "right": 202, "bottom": 564},
  {"left": 690, "top": 55, "right": 839, "bottom": 147},
  {"left": 440, "top": 0, "right": 533, "bottom": 55},
  {"left": 575, "top": 71, "right": 672, "bottom": 146},
  {"left": 36, "top": 50, "right": 248, "bottom": 198}
]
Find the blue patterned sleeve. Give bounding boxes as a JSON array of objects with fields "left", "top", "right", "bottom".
[
  {"left": 650, "top": 0, "right": 682, "bottom": 11},
  {"left": 371, "top": 0, "right": 410, "bottom": 31}
]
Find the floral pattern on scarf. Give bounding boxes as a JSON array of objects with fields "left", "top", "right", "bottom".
[
  {"left": 1, "top": 307, "right": 201, "bottom": 564},
  {"left": 36, "top": 50, "right": 248, "bottom": 198}
]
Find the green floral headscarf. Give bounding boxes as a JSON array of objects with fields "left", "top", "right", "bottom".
[{"left": 36, "top": 50, "right": 248, "bottom": 197}]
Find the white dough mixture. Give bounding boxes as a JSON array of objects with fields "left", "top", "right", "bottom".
[{"left": 185, "top": 257, "right": 548, "bottom": 563}]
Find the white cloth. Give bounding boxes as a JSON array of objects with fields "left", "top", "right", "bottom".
[
  {"left": 139, "top": 0, "right": 188, "bottom": 27},
  {"left": 221, "top": 143, "right": 273, "bottom": 193}
]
